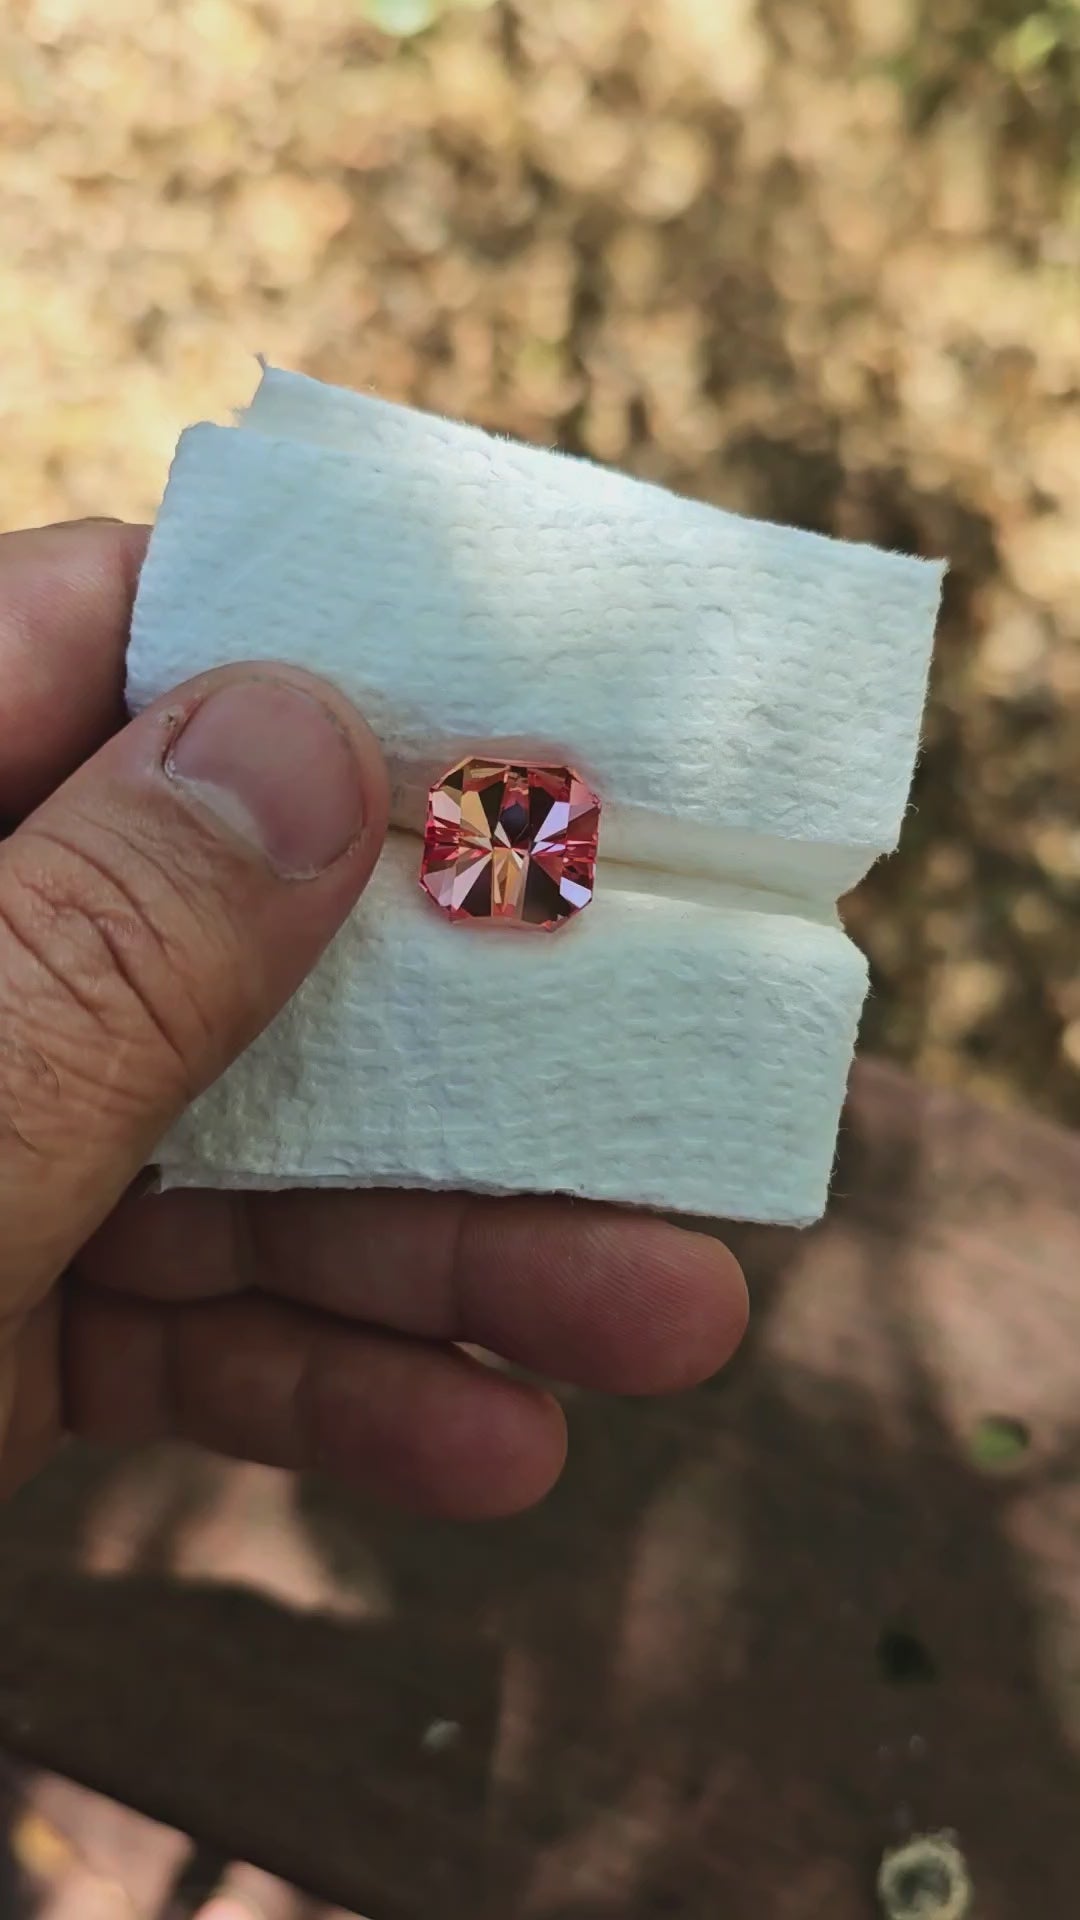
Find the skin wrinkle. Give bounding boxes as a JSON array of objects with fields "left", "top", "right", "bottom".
[
  {"left": 82, "top": 801, "right": 257, "bottom": 1053},
  {"left": 0, "top": 842, "right": 193, "bottom": 1089},
  {"left": 0, "top": 871, "right": 116, "bottom": 1030},
  {"left": 10, "top": 1011, "right": 164, "bottom": 1142},
  {"left": 28, "top": 817, "right": 179, "bottom": 971},
  {"left": 0, "top": 891, "right": 172, "bottom": 1186},
  {"left": 15, "top": 796, "right": 272, "bottom": 1089},
  {"left": 0, "top": 1036, "right": 60, "bottom": 1157}
]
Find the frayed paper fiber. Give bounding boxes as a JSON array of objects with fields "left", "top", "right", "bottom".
[{"left": 127, "top": 366, "right": 944, "bottom": 1224}]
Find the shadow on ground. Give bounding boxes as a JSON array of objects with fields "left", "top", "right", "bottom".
[{"left": 1, "top": 1069, "right": 1079, "bottom": 1916}]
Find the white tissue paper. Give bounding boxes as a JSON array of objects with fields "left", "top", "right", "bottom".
[{"left": 127, "top": 366, "right": 944, "bottom": 1224}]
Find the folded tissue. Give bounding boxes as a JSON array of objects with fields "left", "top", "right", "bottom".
[{"left": 127, "top": 366, "right": 944, "bottom": 1224}]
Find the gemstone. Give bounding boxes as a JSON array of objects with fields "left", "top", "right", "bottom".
[{"left": 420, "top": 757, "right": 602, "bottom": 929}]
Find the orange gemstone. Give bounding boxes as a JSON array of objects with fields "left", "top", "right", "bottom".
[{"left": 420, "top": 758, "right": 601, "bottom": 929}]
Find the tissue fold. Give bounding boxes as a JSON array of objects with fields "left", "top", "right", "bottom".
[{"left": 127, "top": 367, "right": 944, "bottom": 1224}]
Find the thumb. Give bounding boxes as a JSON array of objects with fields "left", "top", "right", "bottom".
[{"left": 0, "top": 665, "right": 388, "bottom": 1305}]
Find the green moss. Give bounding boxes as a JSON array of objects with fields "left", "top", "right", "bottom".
[{"left": 970, "top": 1413, "right": 1031, "bottom": 1469}]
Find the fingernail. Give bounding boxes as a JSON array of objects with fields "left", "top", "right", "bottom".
[{"left": 166, "top": 679, "right": 366, "bottom": 878}]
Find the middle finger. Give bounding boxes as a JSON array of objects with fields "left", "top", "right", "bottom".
[{"left": 79, "top": 1187, "right": 747, "bottom": 1395}]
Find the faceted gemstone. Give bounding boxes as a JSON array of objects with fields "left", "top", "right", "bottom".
[{"left": 420, "top": 757, "right": 602, "bottom": 929}]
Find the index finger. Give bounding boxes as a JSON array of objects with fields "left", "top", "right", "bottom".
[{"left": 0, "top": 519, "right": 149, "bottom": 819}]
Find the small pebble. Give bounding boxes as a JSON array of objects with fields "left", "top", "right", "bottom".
[{"left": 421, "top": 1718, "right": 462, "bottom": 1754}]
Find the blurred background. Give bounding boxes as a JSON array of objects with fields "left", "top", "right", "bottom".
[{"left": 1, "top": 0, "right": 1078, "bottom": 1123}]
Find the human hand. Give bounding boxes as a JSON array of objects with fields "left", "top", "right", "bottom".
[{"left": 0, "top": 520, "right": 748, "bottom": 1515}]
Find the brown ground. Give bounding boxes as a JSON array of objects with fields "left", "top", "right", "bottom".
[
  {"left": 1, "top": 0, "right": 1078, "bottom": 1122},
  {"left": 5, "top": 1064, "right": 1080, "bottom": 1919}
]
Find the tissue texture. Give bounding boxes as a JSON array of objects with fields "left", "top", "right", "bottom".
[
  {"left": 154, "top": 839, "right": 869, "bottom": 1223},
  {"left": 131, "top": 368, "right": 944, "bottom": 889},
  {"left": 127, "top": 367, "right": 943, "bottom": 1223}
]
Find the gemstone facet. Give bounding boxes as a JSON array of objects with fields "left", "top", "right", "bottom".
[{"left": 420, "top": 757, "right": 602, "bottom": 929}]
